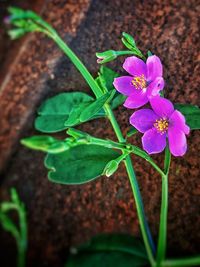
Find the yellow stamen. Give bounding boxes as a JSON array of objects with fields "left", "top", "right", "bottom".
[
  {"left": 131, "top": 74, "right": 147, "bottom": 90},
  {"left": 154, "top": 118, "right": 169, "bottom": 134}
]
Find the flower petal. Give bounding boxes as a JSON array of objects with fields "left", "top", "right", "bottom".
[
  {"left": 113, "top": 76, "right": 134, "bottom": 96},
  {"left": 147, "top": 77, "right": 165, "bottom": 98},
  {"left": 123, "top": 56, "right": 147, "bottom": 78},
  {"left": 130, "top": 109, "right": 159, "bottom": 133},
  {"left": 169, "top": 110, "right": 190, "bottom": 135},
  {"left": 142, "top": 128, "right": 166, "bottom": 154},
  {"left": 146, "top": 55, "right": 163, "bottom": 81},
  {"left": 168, "top": 127, "right": 187, "bottom": 156},
  {"left": 150, "top": 96, "right": 174, "bottom": 118},
  {"left": 124, "top": 91, "right": 148, "bottom": 109}
]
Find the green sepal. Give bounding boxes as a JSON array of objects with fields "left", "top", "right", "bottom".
[{"left": 147, "top": 50, "right": 153, "bottom": 57}]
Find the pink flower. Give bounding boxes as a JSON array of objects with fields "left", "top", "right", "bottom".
[
  {"left": 113, "top": 55, "right": 164, "bottom": 108},
  {"left": 130, "top": 96, "right": 190, "bottom": 156}
]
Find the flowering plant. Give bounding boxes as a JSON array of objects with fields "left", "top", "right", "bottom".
[{"left": 1, "top": 7, "right": 200, "bottom": 267}]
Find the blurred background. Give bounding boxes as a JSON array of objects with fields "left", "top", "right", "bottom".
[{"left": 0, "top": 0, "right": 199, "bottom": 266}]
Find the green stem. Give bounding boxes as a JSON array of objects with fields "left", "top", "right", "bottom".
[
  {"left": 17, "top": 203, "right": 27, "bottom": 267},
  {"left": 1, "top": 194, "right": 27, "bottom": 267},
  {"left": 103, "top": 106, "right": 155, "bottom": 265},
  {"left": 156, "top": 147, "right": 171, "bottom": 266},
  {"left": 156, "top": 174, "right": 168, "bottom": 266},
  {"left": 116, "top": 50, "right": 145, "bottom": 60},
  {"left": 124, "top": 156, "right": 155, "bottom": 267},
  {"left": 162, "top": 256, "right": 200, "bottom": 267},
  {"left": 115, "top": 50, "right": 141, "bottom": 56},
  {"left": 47, "top": 31, "right": 155, "bottom": 265},
  {"left": 52, "top": 35, "right": 102, "bottom": 99}
]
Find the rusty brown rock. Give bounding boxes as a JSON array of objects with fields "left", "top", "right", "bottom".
[{"left": 0, "top": 0, "right": 200, "bottom": 266}]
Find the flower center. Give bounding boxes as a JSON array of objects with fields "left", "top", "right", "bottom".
[
  {"left": 131, "top": 74, "right": 147, "bottom": 90},
  {"left": 154, "top": 118, "right": 169, "bottom": 134}
]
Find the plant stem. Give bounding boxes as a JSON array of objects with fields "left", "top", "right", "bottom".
[
  {"left": 103, "top": 106, "right": 155, "bottom": 266},
  {"left": 156, "top": 147, "right": 171, "bottom": 266},
  {"left": 17, "top": 203, "right": 27, "bottom": 267},
  {"left": 161, "top": 256, "right": 200, "bottom": 267},
  {"left": 124, "top": 156, "right": 155, "bottom": 267},
  {"left": 116, "top": 50, "right": 142, "bottom": 56},
  {"left": 156, "top": 174, "right": 168, "bottom": 266},
  {"left": 48, "top": 32, "right": 155, "bottom": 265},
  {"left": 0, "top": 191, "right": 27, "bottom": 267},
  {"left": 115, "top": 50, "right": 145, "bottom": 60},
  {"left": 53, "top": 35, "right": 102, "bottom": 99}
]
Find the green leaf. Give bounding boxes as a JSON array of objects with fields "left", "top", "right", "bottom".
[
  {"left": 99, "top": 66, "right": 119, "bottom": 91},
  {"left": 111, "top": 94, "right": 126, "bottom": 109},
  {"left": 97, "top": 66, "right": 125, "bottom": 109},
  {"left": 65, "top": 233, "right": 148, "bottom": 267},
  {"left": 35, "top": 92, "right": 94, "bottom": 133},
  {"left": 21, "top": 135, "right": 69, "bottom": 153},
  {"left": 0, "top": 213, "right": 20, "bottom": 241},
  {"left": 80, "top": 91, "right": 114, "bottom": 122},
  {"left": 45, "top": 145, "right": 120, "bottom": 185},
  {"left": 126, "top": 127, "right": 138, "bottom": 138},
  {"left": 175, "top": 103, "right": 200, "bottom": 130},
  {"left": 64, "top": 103, "right": 91, "bottom": 127}
]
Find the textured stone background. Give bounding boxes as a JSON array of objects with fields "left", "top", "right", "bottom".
[{"left": 0, "top": 0, "right": 199, "bottom": 266}]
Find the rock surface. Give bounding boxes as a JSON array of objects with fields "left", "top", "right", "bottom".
[{"left": 0, "top": 0, "right": 199, "bottom": 266}]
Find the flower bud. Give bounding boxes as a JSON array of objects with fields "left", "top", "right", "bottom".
[
  {"left": 104, "top": 160, "right": 119, "bottom": 177},
  {"left": 96, "top": 50, "right": 118, "bottom": 64},
  {"left": 122, "top": 32, "right": 136, "bottom": 49},
  {"left": 8, "top": 28, "right": 26, "bottom": 40}
]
